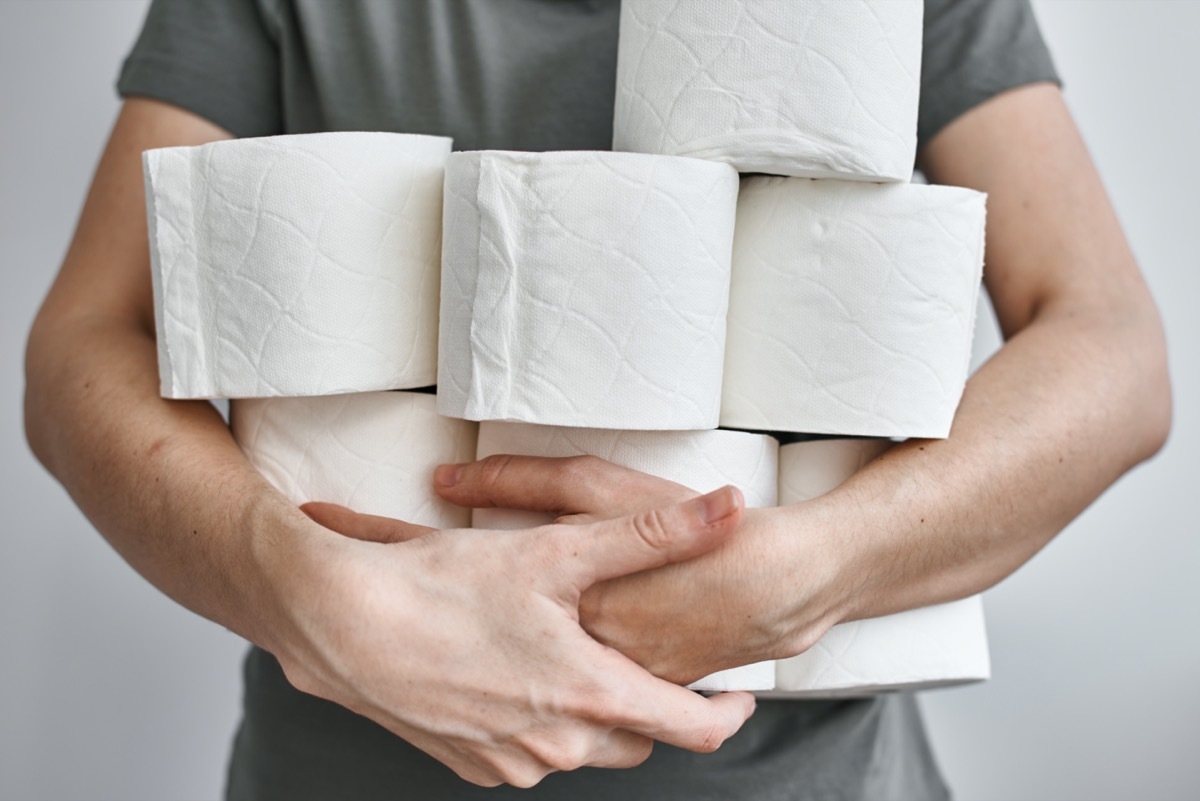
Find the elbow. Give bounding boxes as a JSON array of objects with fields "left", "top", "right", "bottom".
[
  {"left": 1139, "top": 355, "right": 1172, "bottom": 463},
  {"left": 1130, "top": 306, "right": 1173, "bottom": 464},
  {"left": 22, "top": 309, "right": 75, "bottom": 476},
  {"left": 23, "top": 324, "right": 55, "bottom": 474}
]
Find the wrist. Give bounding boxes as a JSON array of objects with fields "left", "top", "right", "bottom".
[
  {"left": 763, "top": 501, "right": 867, "bottom": 653},
  {"left": 238, "top": 488, "right": 341, "bottom": 655}
]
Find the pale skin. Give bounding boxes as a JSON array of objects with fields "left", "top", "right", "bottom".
[{"left": 24, "top": 83, "right": 1170, "bottom": 786}]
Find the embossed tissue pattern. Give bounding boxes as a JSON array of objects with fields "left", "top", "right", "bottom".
[
  {"left": 231, "top": 392, "right": 477, "bottom": 530},
  {"left": 721, "top": 177, "right": 986, "bottom": 439},
  {"left": 614, "top": 0, "right": 923, "bottom": 181},
  {"left": 768, "top": 439, "right": 991, "bottom": 696},
  {"left": 438, "top": 151, "right": 739, "bottom": 429},
  {"left": 144, "top": 132, "right": 451, "bottom": 399},
  {"left": 770, "top": 596, "right": 991, "bottom": 697}
]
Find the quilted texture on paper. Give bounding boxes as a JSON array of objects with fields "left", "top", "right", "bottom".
[
  {"left": 768, "top": 439, "right": 990, "bottom": 697},
  {"left": 769, "top": 596, "right": 991, "bottom": 697},
  {"left": 144, "top": 132, "right": 451, "bottom": 399},
  {"left": 438, "top": 150, "right": 739, "bottom": 429},
  {"left": 472, "top": 420, "right": 779, "bottom": 692},
  {"left": 231, "top": 392, "right": 478, "bottom": 530},
  {"left": 613, "top": 0, "right": 923, "bottom": 181},
  {"left": 721, "top": 177, "right": 986, "bottom": 439}
]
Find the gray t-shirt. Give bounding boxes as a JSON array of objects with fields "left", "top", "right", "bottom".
[{"left": 117, "top": 2, "right": 1058, "bottom": 798}]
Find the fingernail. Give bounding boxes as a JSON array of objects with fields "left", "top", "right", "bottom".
[
  {"left": 434, "top": 464, "right": 463, "bottom": 487},
  {"left": 690, "top": 486, "right": 741, "bottom": 524}
]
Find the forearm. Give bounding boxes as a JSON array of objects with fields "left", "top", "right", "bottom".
[
  {"left": 802, "top": 296, "right": 1169, "bottom": 626},
  {"left": 780, "top": 85, "right": 1173, "bottom": 639},
  {"left": 24, "top": 314, "right": 307, "bottom": 650}
]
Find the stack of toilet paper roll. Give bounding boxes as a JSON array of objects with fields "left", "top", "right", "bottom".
[
  {"left": 611, "top": 0, "right": 990, "bottom": 693},
  {"left": 142, "top": 0, "right": 991, "bottom": 699}
]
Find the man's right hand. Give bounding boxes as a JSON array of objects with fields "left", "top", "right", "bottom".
[
  {"left": 268, "top": 487, "right": 755, "bottom": 788},
  {"left": 23, "top": 97, "right": 752, "bottom": 791}
]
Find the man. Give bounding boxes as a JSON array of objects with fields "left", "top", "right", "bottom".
[{"left": 24, "top": 1, "right": 1170, "bottom": 798}]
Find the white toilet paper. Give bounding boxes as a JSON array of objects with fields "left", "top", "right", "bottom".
[
  {"left": 767, "top": 438, "right": 991, "bottom": 697},
  {"left": 473, "top": 421, "right": 778, "bottom": 692},
  {"left": 613, "top": 0, "right": 923, "bottom": 181},
  {"left": 778, "top": 438, "right": 892, "bottom": 503},
  {"left": 144, "top": 132, "right": 452, "bottom": 399},
  {"left": 770, "top": 596, "right": 991, "bottom": 698},
  {"left": 721, "top": 177, "right": 987, "bottom": 439},
  {"left": 437, "top": 150, "right": 739, "bottom": 430},
  {"left": 231, "top": 391, "right": 477, "bottom": 530}
]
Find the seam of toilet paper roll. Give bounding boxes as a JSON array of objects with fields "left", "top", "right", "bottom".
[
  {"left": 149, "top": 133, "right": 452, "bottom": 399},
  {"left": 143, "top": 150, "right": 175, "bottom": 397},
  {"left": 440, "top": 151, "right": 736, "bottom": 429},
  {"left": 665, "top": 131, "right": 908, "bottom": 183}
]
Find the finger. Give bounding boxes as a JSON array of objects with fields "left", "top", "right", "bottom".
[
  {"left": 300, "top": 502, "right": 434, "bottom": 544},
  {"left": 558, "top": 485, "right": 744, "bottom": 588},
  {"left": 582, "top": 729, "right": 655, "bottom": 770},
  {"left": 611, "top": 674, "right": 757, "bottom": 755},
  {"left": 435, "top": 454, "right": 693, "bottom": 517}
]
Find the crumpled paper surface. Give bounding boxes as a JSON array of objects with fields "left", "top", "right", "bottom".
[
  {"left": 722, "top": 177, "right": 986, "bottom": 439},
  {"left": 438, "top": 150, "right": 739, "bottom": 430},
  {"left": 614, "top": 0, "right": 923, "bottom": 181},
  {"left": 145, "top": 132, "right": 451, "bottom": 399}
]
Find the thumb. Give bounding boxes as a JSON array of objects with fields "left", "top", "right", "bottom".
[
  {"left": 300, "top": 502, "right": 435, "bottom": 544},
  {"left": 560, "top": 485, "right": 744, "bottom": 589}
]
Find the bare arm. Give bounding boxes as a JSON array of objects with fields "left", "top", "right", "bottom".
[
  {"left": 21, "top": 98, "right": 290, "bottom": 644},
  {"left": 24, "top": 97, "right": 757, "bottom": 786},
  {"left": 396, "top": 84, "right": 1172, "bottom": 680},
  {"left": 826, "top": 82, "right": 1171, "bottom": 622}
]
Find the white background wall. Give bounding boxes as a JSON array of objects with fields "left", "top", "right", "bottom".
[{"left": 0, "top": 1, "right": 1195, "bottom": 799}]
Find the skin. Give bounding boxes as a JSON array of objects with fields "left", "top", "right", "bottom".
[
  {"left": 24, "top": 83, "right": 1170, "bottom": 784},
  {"left": 310, "top": 83, "right": 1174, "bottom": 682},
  {"left": 22, "top": 97, "right": 756, "bottom": 789}
]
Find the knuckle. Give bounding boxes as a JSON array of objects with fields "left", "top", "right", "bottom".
[
  {"left": 497, "top": 763, "right": 549, "bottom": 789},
  {"left": 476, "top": 453, "right": 516, "bottom": 491},
  {"left": 563, "top": 454, "right": 605, "bottom": 479},
  {"left": 566, "top": 681, "right": 624, "bottom": 723},
  {"left": 534, "top": 738, "right": 591, "bottom": 773},
  {"left": 455, "top": 765, "right": 502, "bottom": 788},
  {"left": 631, "top": 507, "right": 674, "bottom": 553},
  {"left": 620, "top": 739, "right": 655, "bottom": 768},
  {"left": 693, "top": 718, "right": 727, "bottom": 754}
]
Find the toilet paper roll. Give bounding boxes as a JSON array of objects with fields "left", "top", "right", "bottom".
[
  {"left": 767, "top": 438, "right": 990, "bottom": 697},
  {"left": 144, "top": 132, "right": 452, "bottom": 399},
  {"left": 231, "top": 391, "right": 477, "bottom": 529},
  {"left": 473, "top": 421, "right": 778, "bottom": 692},
  {"left": 778, "top": 438, "right": 893, "bottom": 502},
  {"left": 614, "top": 0, "right": 923, "bottom": 181},
  {"left": 438, "top": 150, "right": 739, "bottom": 430},
  {"left": 721, "top": 177, "right": 986, "bottom": 439},
  {"left": 769, "top": 596, "right": 991, "bottom": 698}
]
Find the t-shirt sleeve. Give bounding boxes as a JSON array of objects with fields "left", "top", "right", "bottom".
[
  {"left": 919, "top": 0, "right": 1060, "bottom": 148},
  {"left": 116, "top": 0, "right": 282, "bottom": 138}
]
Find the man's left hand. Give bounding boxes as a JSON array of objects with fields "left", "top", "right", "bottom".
[{"left": 304, "top": 455, "right": 852, "bottom": 685}]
